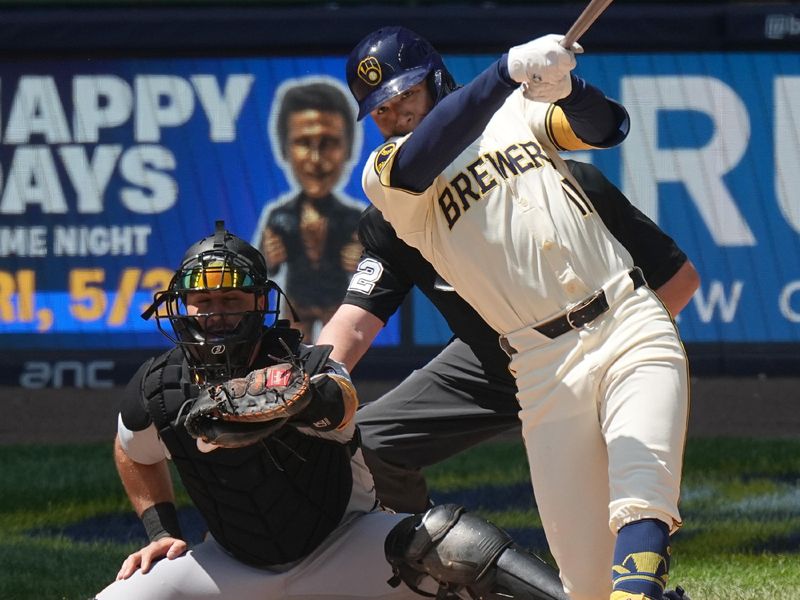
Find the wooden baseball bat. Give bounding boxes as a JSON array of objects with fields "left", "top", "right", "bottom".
[{"left": 560, "top": 0, "right": 614, "bottom": 47}]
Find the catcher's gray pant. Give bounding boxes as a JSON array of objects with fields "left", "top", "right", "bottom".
[
  {"left": 356, "top": 339, "right": 520, "bottom": 513},
  {"left": 95, "top": 510, "right": 422, "bottom": 600}
]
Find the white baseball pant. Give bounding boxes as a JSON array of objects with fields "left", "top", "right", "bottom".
[{"left": 500, "top": 274, "right": 689, "bottom": 600}]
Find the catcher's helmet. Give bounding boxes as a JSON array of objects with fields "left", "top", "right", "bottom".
[
  {"left": 142, "top": 220, "right": 282, "bottom": 383},
  {"left": 346, "top": 26, "right": 457, "bottom": 121}
]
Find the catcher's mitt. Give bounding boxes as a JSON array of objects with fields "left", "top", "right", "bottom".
[{"left": 184, "top": 362, "right": 311, "bottom": 448}]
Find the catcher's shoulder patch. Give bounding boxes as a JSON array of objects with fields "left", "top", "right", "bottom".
[{"left": 374, "top": 142, "right": 397, "bottom": 176}]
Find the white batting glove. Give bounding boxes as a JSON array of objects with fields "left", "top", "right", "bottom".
[{"left": 507, "top": 34, "right": 583, "bottom": 103}]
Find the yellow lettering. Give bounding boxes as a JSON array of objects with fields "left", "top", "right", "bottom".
[
  {"left": 140, "top": 268, "right": 173, "bottom": 317},
  {"left": 108, "top": 268, "right": 141, "bottom": 326},
  {"left": 0, "top": 272, "right": 15, "bottom": 321},
  {"left": 15, "top": 270, "right": 36, "bottom": 322},
  {"left": 69, "top": 268, "right": 106, "bottom": 321},
  {"left": 36, "top": 307, "right": 54, "bottom": 332}
]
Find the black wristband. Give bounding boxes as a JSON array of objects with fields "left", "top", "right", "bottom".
[{"left": 141, "top": 502, "right": 183, "bottom": 542}]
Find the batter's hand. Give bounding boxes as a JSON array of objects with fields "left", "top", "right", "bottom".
[
  {"left": 115, "top": 537, "right": 187, "bottom": 580},
  {"left": 507, "top": 34, "right": 583, "bottom": 103}
]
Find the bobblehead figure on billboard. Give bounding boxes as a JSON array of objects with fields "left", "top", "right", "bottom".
[{"left": 253, "top": 77, "right": 365, "bottom": 341}]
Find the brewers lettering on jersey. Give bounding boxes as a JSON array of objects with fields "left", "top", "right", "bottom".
[
  {"left": 344, "top": 26, "right": 691, "bottom": 600},
  {"left": 318, "top": 159, "right": 698, "bottom": 519}
]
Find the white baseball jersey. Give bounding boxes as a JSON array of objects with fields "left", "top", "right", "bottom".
[
  {"left": 362, "top": 88, "right": 689, "bottom": 599},
  {"left": 363, "top": 89, "right": 634, "bottom": 335}
]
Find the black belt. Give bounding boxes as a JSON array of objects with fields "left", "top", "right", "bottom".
[{"left": 534, "top": 268, "right": 646, "bottom": 339}]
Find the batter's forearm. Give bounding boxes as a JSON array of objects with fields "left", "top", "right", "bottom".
[
  {"left": 114, "top": 434, "right": 175, "bottom": 517},
  {"left": 555, "top": 75, "right": 627, "bottom": 146}
]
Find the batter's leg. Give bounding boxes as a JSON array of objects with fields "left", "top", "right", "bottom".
[
  {"left": 519, "top": 387, "right": 617, "bottom": 600},
  {"left": 357, "top": 338, "right": 521, "bottom": 512},
  {"left": 598, "top": 291, "right": 689, "bottom": 599},
  {"left": 502, "top": 326, "right": 617, "bottom": 600}
]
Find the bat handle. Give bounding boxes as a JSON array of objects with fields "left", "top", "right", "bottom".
[
  {"left": 559, "top": 0, "right": 614, "bottom": 48},
  {"left": 560, "top": 31, "right": 580, "bottom": 49}
]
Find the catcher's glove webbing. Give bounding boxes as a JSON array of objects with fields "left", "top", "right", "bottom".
[{"left": 185, "top": 361, "right": 311, "bottom": 448}]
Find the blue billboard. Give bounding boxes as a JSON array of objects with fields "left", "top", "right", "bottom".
[{"left": 1, "top": 51, "right": 799, "bottom": 360}]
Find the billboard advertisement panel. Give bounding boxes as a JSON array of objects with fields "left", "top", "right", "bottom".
[{"left": 1, "top": 52, "right": 799, "bottom": 384}]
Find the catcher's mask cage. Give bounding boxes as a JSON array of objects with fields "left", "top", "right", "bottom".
[
  {"left": 346, "top": 25, "right": 457, "bottom": 121},
  {"left": 142, "top": 220, "right": 282, "bottom": 384}
]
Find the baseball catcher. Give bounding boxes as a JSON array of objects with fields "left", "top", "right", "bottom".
[{"left": 98, "top": 220, "right": 573, "bottom": 600}]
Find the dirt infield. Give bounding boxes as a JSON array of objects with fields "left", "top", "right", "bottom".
[{"left": 1, "top": 376, "right": 798, "bottom": 445}]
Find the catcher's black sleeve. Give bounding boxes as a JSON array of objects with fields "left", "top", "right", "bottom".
[
  {"left": 119, "top": 359, "right": 154, "bottom": 432},
  {"left": 341, "top": 206, "right": 415, "bottom": 324},
  {"left": 567, "top": 160, "right": 687, "bottom": 290}
]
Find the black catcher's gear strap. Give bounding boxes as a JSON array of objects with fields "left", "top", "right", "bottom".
[{"left": 141, "top": 502, "right": 183, "bottom": 542}]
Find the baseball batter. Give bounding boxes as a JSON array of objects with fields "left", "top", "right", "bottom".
[{"left": 345, "top": 27, "right": 690, "bottom": 600}]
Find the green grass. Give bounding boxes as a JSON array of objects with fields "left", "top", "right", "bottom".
[
  {"left": 2, "top": 438, "right": 800, "bottom": 599},
  {"left": 425, "top": 438, "right": 800, "bottom": 598}
]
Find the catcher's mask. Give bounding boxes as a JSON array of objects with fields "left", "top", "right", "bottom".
[
  {"left": 142, "top": 220, "right": 282, "bottom": 384},
  {"left": 346, "top": 26, "right": 457, "bottom": 121}
]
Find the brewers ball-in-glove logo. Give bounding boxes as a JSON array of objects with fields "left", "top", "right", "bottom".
[
  {"left": 374, "top": 142, "right": 396, "bottom": 176},
  {"left": 612, "top": 551, "right": 670, "bottom": 588},
  {"left": 358, "top": 56, "right": 382, "bottom": 86}
]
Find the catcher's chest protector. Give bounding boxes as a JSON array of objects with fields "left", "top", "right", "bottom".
[{"left": 143, "top": 346, "right": 354, "bottom": 567}]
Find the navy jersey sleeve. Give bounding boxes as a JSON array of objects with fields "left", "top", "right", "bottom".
[
  {"left": 392, "top": 59, "right": 625, "bottom": 192},
  {"left": 567, "top": 160, "right": 687, "bottom": 290},
  {"left": 556, "top": 75, "right": 628, "bottom": 148},
  {"left": 391, "top": 58, "right": 518, "bottom": 192},
  {"left": 119, "top": 359, "right": 154, "bottom": 431},
  {"left": 341, "top": 206, "right": 415, "bottom": 324}
]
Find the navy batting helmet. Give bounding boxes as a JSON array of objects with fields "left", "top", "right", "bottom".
[{"left": 346, "top": 26, "right": 457, "bottom": 121}]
